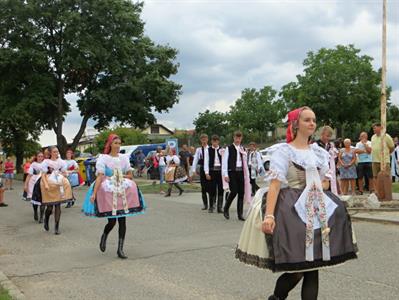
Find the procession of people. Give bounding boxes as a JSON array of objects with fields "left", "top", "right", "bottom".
[{"left": 2, "top": 107, "right": 399, "bottom": 299}]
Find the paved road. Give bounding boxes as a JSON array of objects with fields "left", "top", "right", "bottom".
[{"left": 0, "top": 181, "right": 398, "bottom": 300}]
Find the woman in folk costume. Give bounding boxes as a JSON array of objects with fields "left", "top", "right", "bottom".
[
  {"left": 38, "top": 146, "right": 73, "bottom": 235},
  {"left": 82, "top": 134, "right": 146, "bottom": 259},
  {"left": 64, "top": 149, "right": 84, "bottom": 208},
  {"left": 164, "top": 147, "right": 187, "bottom": 197},
  {"left": 24, "top": 151, "right": 45, "bottom": 222},
  {"left": 235, "top": 107, "right": 357, "bottom": 300}
]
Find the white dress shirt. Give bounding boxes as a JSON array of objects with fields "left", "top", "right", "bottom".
[{"left": 191, "top": 145, "right": 209, "bottom": 173}]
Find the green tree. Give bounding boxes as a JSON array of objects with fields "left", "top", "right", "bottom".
[
  {"left": 193, "top": 110, "right": 231, "bottom": 142},
  {"left": 280, "top": 45, "right": 384, "bottom": 137},
  {"left": 0, "top": 0, "right": 181, "bottom": 155},
  {"left": 229, "top": 86, "right": 285, "bottom": 142},
  {"left": 95, "top": 127, "right": 148, "bottom": 154}
]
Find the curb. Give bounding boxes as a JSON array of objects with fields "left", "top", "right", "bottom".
[
  {"left": 0, "top": 271, "right": 25, "bottom": 300},
  {"left": 351, "top": 216, "right": 399, "bottom": 226}
]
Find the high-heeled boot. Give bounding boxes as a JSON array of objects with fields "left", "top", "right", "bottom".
[
  {"left": 43, "top": 211, "right": 50, "bottom": 231},
  {"left": 99, "top": 233, "right": 108, "bottom": 252},
  {"left": 117, "top": 238, "right": 128, "bottom": 259},
  {"left": 33, "top": 206, "right": 38, "bottom": 221},
  {"left": 54, "top": 222, "right": 60, "bottom": 235},
  {"left": 39, "top": 208, "right": 44, "bottom": 224}
]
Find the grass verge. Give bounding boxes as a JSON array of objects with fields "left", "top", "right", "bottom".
[
  {"left": 392, "top": 182, "right": 399, "bottom": 193},
  {"left": 137, "top": 182, "right": 202, "bottom": 194},
  {"left": 0, "top": 287, "right": 11, "bottom": 300}
]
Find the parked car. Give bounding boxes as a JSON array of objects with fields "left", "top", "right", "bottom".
[{"left": 260, "top": 148, "right": 272, "bottom": 171}]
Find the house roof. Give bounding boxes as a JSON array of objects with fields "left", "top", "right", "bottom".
[{"left": 148, "top": 124, "right": 174, "bottom": 135}]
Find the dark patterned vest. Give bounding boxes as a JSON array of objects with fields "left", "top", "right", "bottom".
[
  {"left": 228, "top": 144, "right": 243, "bottom": 171},
  {"left": 208, "top": 147, "right": 222, "bottom": 169}
]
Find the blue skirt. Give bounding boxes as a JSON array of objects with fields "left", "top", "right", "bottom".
[{"left": 82, "top": 183, "right": 146, "bottom": 219}]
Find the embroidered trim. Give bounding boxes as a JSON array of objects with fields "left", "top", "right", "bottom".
[{"left": 235, "top": 247, "right": 357, "bottom": 273}]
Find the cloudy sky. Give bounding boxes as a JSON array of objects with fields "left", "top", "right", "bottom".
[{"left": 39, "top": 0, "right": 399, "bottom": 146}]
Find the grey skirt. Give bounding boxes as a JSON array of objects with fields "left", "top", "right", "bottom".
[{"left": 235, "top": 188, "right": 358, "bottom": 273}]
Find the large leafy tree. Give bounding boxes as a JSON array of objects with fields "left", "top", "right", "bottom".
[
  {"left": 0, "top": 0, "right": 181, "bottom": 155},
  {"left": 95, "top": 127, "right": 148, "bottom": 154},
  {"left": 0, "top": 46, "right": 57, "bottom": 171},
  {"left": 229, "top": 86, "right": 285, "bottom": 142},
  {"left": 193, "top": 110, "right": 231, "bottom": 142},
  {"left": 280, "top": 45, "right": 384, "bottom": 137}
]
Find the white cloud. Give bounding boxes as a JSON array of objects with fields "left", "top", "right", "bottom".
[{"left": 39, "top": 0, "right": 399, "bottom": 145}]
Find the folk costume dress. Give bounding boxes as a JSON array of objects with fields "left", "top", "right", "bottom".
[
  {"left": 66, "top": 159, "right": 84, "bottom": 188},
  {"left": 32, "top": 158, "right": 73, "bottom": 206},
  {"left": 235, "top": 143, "right": 358, "bottom": 273},
  {"left": 26, "top": 162, "right": 42, "bottom": 202},
  {"left": 82, "top": 154, "right": 145, "bottom": 218},
  {"left": 165, "top": 155, "right": 188, "bottom": 184}
]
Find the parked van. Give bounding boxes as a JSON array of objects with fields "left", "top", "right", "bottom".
[{"left": 120, "top": 143, "right": 166, "bottom": 167}]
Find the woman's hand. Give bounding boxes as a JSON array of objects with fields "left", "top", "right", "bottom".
[
  {"left": 90, "top": 194, "right": 96, "bottom": 203},
  {"left": 44, "top": 183, "right": 49, "bottom": 191},
  {"left": 262, "top": 216, "right": 275, "bottom": 234}
]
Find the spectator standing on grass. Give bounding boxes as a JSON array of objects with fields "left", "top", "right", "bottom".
[
  {"left": 355, "top": 132, "right": 373, "bottom": 194},
  {"left": 155, "top": 147, "right": 166, "bottom": 194},
  {"left": 135, "top": 150, "right": 146, "bottom": 177},
  {"left": 391, "top": 137, "right": 399, "bottom": 182},
  {"left": 371, "top": 123, "right": 395, "bottom": 180},
  {"left": 338, "top": 139, "right": 357, "bottom": 195},
  {"left": 179, "top": 144, "right": 192, "bottom": 175},
  {"left": 4, "top": 157, "right": 15, "bottom": 190}
]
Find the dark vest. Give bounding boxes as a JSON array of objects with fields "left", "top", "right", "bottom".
[
  {"left": 228, "top": 144, "right": 243, "bottom": 171},
  {"left": 208, "top": 147, "right": 222, "bottom": 169},
  {"left": 198, "top": 147, "right": 205, "bottom": 167}
]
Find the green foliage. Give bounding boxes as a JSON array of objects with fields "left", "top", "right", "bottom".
[
  {"left": 83, "top": 146, "right": 98, "bottom": 155},
  {"left": 280, "top": 45, "right": 385, "bottom": 136},
  {"left": 229, "top": 86, "right": 285, "bottom": 141},
  {"left": 0, "top": 0, "right": 181, "bottom": 154},
  {"left": 193, "top": 110, "right": 231, "bottom": 141},
  {"left": 95, "top": 127, "right": 148, "bottom": 153}
]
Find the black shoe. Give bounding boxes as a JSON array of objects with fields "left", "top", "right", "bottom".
[
  {"left": 164, "top": 193, "right": 171, "bottom": 197},
  {"left": 268, "top": 295, "right": 283, "bottom": 300},
  {"left": 238, "top": 216, "right": 245, "bottom": 221},
  {"left": 223, "top": 211, "right": 230, "bottom": 220},
  {"left": 208, "top": 207, "right": 214, "bottom": 213},
  {"left": 100, "top": 233, "right": 108, "bottom": 252},
  {"left": 71, "top": 200, "right": 75, "bottom": 207},
  {"left": 0, "top": 203, "right": 8, "bottom": 207},
  {"left": 178, "top": 189, "right": 184, "bottom": 196},
  {"left": 54, "top": 222, "right": 60, "bottom": 235},
  {"left": 65, "top": 202, "right": 72, "bottom": 208},
  {"left": 34, "top": 210, "right": 38, "bottom": 221},
  {"left": 117, "top": 238, "right": 128, "bottom": 259}
]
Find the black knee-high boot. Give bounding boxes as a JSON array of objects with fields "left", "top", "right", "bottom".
[
  {"left": 117, "top": 218, "right": 127, "bottom": 259},
  {"left": 44, "top": 206, "right": 52, "bottom": 231},
  {"left": 33, "top": 204, "right": 38, "bottom": 221},
  {"left": 39, "top": 205, "right": 45, "bottom": 223},
  {"left": 100, "top": 219, "right": 116, "bottom": 252},
  {"left": 54, "top": 204, "right": 61, "bottom": 235}
]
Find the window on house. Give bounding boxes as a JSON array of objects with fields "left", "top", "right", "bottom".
[{"left": 151, "top": 126, "right": 160, "bottom": 134}]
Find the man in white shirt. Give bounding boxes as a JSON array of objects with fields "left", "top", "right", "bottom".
[
  {"left": 355, "top": 132, "right": 373, "bottom": 194},
  {"left": 204, "top": 135, "right": 224, "bottom": 213},
  {"left": 222, "top": 131, "right": 245, "bottom": 221},
  {"left": 190, "top": 134, "right": 210, "bottom": 210},
  {"left": 247, "top": 142, "right": 264, "bottom": 196}
]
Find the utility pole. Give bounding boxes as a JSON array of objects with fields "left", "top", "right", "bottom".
[{"left": 377, "top": 0, "right": 392, "bottom": 201}]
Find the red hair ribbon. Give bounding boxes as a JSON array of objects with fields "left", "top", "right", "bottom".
[
  {"left": 103, "top": 134, "right": 120, "bottom": 154},
  {"left": 285, "top": 107, "right": 306, "bottom": 143}
]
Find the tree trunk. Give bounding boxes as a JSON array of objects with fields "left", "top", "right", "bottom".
[{"left": 55, "top": 77, "right": 67, "bottom": 157}]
